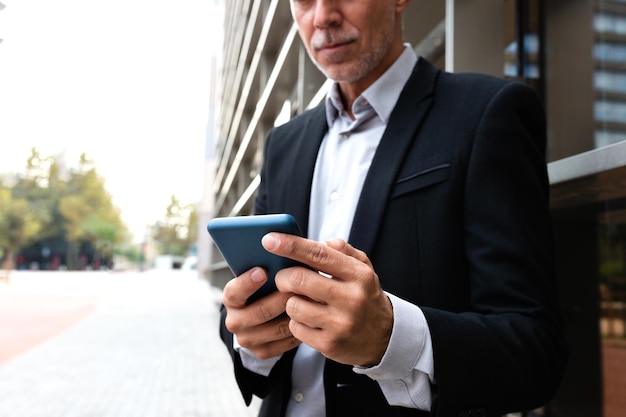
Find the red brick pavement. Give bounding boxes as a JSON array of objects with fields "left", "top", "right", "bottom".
[{"left": 0, "top": 282, "right": 100, "bottom": 364}]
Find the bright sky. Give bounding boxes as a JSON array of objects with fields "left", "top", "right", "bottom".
[{"left": 0, "top": 0, "right": 221, "bottom": 242}]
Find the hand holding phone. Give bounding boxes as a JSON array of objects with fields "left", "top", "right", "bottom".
[{"left": 207, "top": 214, "right": 306, "bottom": 303}]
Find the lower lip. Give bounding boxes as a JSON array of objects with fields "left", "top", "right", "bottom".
[{"left": 319, "top": 42, "right": 351, "bottom": 54}]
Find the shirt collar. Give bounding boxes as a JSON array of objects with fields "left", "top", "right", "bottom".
[{"left": 325, "top": 44, "right": 418, "bottom": 127}]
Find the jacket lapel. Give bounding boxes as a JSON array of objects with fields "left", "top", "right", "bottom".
[
  {"left": 349, "top": 59, "right": 440, "bottom": 254},
  {"left": 284, "top": 104, "right": 327, "bottom": 236}
]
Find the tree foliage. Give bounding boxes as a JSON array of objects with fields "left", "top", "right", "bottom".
[
  {"left": 152, "top": 195, "right": 198, "bottom": 256},
  {"left": 58, "top": 154, "right": 127, "bottom": 268},
  {"left": 0, "top": 148, "right": 130, "bottom": 270},
  {"left": 2, "top": 148, "right": 199, "bottom": 271},
  {"left": 0, "top": 186, "right": 43, "bottom": 273}
]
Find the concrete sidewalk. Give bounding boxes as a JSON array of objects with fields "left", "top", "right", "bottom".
[{"left": 0, "top": 270, "right": 260, "bottom": 417}]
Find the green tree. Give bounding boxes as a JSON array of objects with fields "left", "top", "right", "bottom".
[
  {"left": 5, "top": 149, "right": 131, "bottom": 271},
  {"left": 81, "top": 213, "right": 125, "bottom": 264},
  {"left": 187, "top": 203, "right": 198, "bottom": 251},
  {"left": 59, "top": 154, "right": 127, "bottom": 269},
  {"left": 11, "top": 148, "right": 60, "bottom": 239},
  {"left": 152, "top": 195, "right": 197, "bottom": 256},
  {"left": 0, "top": 185, "right": 43, "bottom": 277}
]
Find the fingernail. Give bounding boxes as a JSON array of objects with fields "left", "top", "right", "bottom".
[
  {"left": 250, "top": 268, "right": 266, "bottom": 283},
  {"left": 262, "top": 233, "right": 278, "bottom": 250}
]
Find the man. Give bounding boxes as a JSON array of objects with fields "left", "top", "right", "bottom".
[{"left": 219, "top": 0, "right": 567, "bottom": 416}]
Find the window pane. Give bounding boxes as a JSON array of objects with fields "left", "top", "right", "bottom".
[
  {"left": 595, "top": 6, "right": 626, "bottom": 151},
  {"left": 598, "top": 209, "right": 626, "bottom": 417}
]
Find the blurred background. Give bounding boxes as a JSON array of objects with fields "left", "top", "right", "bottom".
[
  {"left": 0, "top": 0, "right": 218, "bottom": 273},
  {"left": 0, "top": 1, "right": 260, "bottom": 416}
]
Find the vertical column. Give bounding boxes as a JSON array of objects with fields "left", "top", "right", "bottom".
[
  {"left": 297, "top": 43, "right": 326, "bottom": 113},
  {"left": 544, "top": 0, "right": 595, "bottom": 161},
  {"left": 445, "top": 0, "right": 504, "bottom": 75}
]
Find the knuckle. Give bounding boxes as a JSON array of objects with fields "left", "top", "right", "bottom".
[
  {"left": 285, "top": 296, "right": 299, "bottom": 316},
  {"left": 351, "top": 286, "right": 369, "bottom": 307},
  {"left": 222, "top": 279, "right": 247, "bottom": 308},
  {"left": 334, "top": 239, "right": 347, "bottom": 250},
  {"left": 288, "top": 318, "right": 299, "bottom": 336},
  {"left": 289, "top": 336, "right": 300, "bottom": 348},
  {"left": 353, "top": 262, "right": 372, "bottom": 281},
  {"left": 224, "top": 313, "right": 242, "bottom": 334},
  {"left": 343, "top": 317, "right": 359, "bottom": 336},
  {"left": 283, "top": 236, "right": 299, "bottom": 254},
  {"left": 254, "top": 346, "right": 274, "bottom": 360},
  {"left": 237, "top": 333, "right": 253, "bottom": 348},
  {"left": 355, "top": 248, "right": 371, "bottom": 264},
  {"left": 287, "top": 269, "right": 308, "bottom": 291},
  {"left": 222, "top": 282, "right": 236, "bottom": 304},
  {"left": 255, "top": 303, "right": 274, "bottom": 323},
  {"left": 308, "top": 244, "right": 331, "bottom": 265},
  {"left": 328, "top": 306, "right": 358, "bottom": 338},
  {"left": 277, "top": 320, "right": 292, "bottom": 338}
]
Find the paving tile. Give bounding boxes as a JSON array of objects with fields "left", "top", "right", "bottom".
[{"left": 0, "top": 271, "right": 260, "bottom": 417}]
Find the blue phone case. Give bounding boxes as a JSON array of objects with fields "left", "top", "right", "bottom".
[{"left": 207, "top": 214, "right": 304, "bottom": 303}]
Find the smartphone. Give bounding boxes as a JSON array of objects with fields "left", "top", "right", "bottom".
[{"left": 207, "top": 213, "right": 305, "bottom": 303}]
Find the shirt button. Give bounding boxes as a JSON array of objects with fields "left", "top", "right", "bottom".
[
  {"left": 340, "top": 132, "right": 350, "bottom": 139},
  {"left": 294, "top": 392, "right": 304, "bottom": 403},
  {"left": 329, "top": 191, "right": 339, "bottom": 201}
]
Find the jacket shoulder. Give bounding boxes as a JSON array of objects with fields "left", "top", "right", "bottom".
[{"left": 437, "top": 70, "right": 539, "bottom": 102}]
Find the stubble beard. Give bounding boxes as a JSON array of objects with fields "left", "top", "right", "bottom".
[{"left": 309, "top": 13, "right": 396, "bottom": 84}]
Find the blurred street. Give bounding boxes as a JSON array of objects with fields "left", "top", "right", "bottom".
[{"left": 0, "top": 270, "right": 260, "bottom": 417}]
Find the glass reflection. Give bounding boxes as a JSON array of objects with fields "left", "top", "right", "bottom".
[
  {"left": 598, "top": 208, "right": 626, "bottom": 417},
  {"left": 595, "top": 2, "right": 626, "bottom": 148}
]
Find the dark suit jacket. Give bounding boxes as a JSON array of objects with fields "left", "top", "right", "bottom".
[{"left": 219, "top": 59, "right": 567, "bottom": 417}]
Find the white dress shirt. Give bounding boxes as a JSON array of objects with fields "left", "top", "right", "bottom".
[{"left": 235, "top": 45, "right": 435, "bottom": 416}]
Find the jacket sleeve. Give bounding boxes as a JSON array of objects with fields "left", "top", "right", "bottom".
[{"left": 422, "top": 82, "right": 567, "bottom": 417}]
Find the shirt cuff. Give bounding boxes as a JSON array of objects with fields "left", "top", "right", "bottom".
[
  {"left": 353, "top": 292, "right": 435, "bottom": 409},
  {"left": 233, "top": 334, "right": 282, "bottom": 377}
]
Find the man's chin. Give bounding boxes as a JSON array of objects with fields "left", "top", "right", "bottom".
[{"left": 317, "top": 64, "right": 363, "bottom": 84}]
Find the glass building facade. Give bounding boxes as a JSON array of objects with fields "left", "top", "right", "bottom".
[{"left": 200, "top": 1, "right": 626, "bottom": 415}]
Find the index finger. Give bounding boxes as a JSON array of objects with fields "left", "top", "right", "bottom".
[
  {"left": 324, "top": 238, "right": 374, "bottom": 268},
  {"left": 262, "top": 233, "right": 363, "bottom": 280}
]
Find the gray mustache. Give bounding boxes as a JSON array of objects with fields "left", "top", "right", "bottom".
[{"left": 311, "top": 30, "right": 358, "bottom": 50}]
